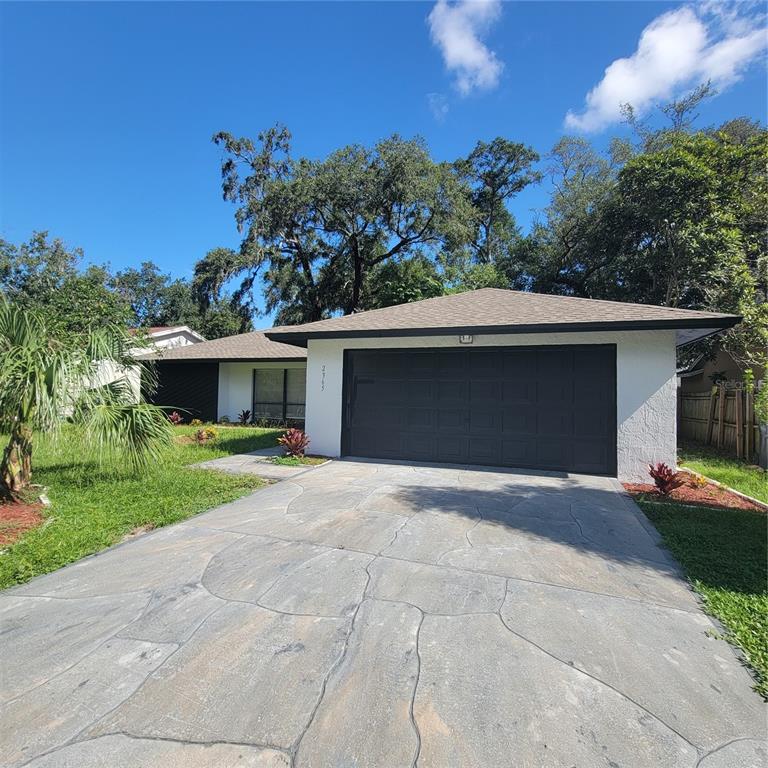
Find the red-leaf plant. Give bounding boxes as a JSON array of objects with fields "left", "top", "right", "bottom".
[
  {"left": 648, "top": 462, "right": 684, "bottom": 495},
  {"left": 167, "top": 411, "right": 183, "bottom": 425},
  {"left": 278, "top": 428, "right": 310, "bottom": 457}
]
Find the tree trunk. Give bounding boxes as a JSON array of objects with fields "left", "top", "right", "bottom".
[
  {"left": 1, "top": 424, "right": 32, "bottom": 497},
  {"left": 349, "top": 235, "right": 363, "bottom": 314}
]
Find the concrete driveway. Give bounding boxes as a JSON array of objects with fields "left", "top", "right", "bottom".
[{"left": 2, "top": 460, "right": 765, "bottom": 768}]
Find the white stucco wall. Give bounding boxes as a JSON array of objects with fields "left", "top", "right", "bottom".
[
  {"left": 217, "top": 362, "right": 307, "bottom": 421},
  {"left": 304, "top": 330, "right": 678, "bottom": 482}
]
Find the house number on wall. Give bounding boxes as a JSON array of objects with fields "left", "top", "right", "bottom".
[{"left": 321, "top": 365, "right": 326, "bottom": 391}]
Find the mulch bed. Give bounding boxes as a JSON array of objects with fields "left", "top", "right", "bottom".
[
  {"left": 0, "top": 501, "right": 45, "bottom": 546},
  {"left": 623, "top": 475, "right": 765, "bottom": 513}
]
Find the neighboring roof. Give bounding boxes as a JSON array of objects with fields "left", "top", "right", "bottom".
[
  {"left": 264, "top": 288, "right": 741, "bottom": 348},
  {"left": 129, "top": 325, "right": 207, "bottom": 342},
  {"left": 143, "top": 330, "right": 307, "bottom": 362}
]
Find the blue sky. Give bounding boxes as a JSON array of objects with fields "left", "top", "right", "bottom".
[{"left": 1, "top": 1, "right": 765, "bottom": 319}]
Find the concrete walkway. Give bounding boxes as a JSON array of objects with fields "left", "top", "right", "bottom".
[
  {"left": 191, "top": 446, "right": 321, "bottom": 481},
  {"left": 1, "top": 460, "right": 765, "bottom": 768}
]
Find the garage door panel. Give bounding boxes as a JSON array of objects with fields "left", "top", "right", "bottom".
[
  {"left": 437, "top": 380, "right": 468, "bottom": 403},
  {"left": 438, "top": 436, "right": 469, "bottom": 463},
  {"left": 470, "top": 380, "right": 501, "bottom": 402},
  {"left": 468, "top": 438, "right": 501, "bottom": 464},
  {"left": 437, "top": 351, "right": 467, "bottom": 376},
  {"left": 469, "top": 409, "right": 501, "bottom": 433},
  {"left": 536, "top": 439, "right": 572, "bottom": 468},
  {"left": 403, "top": 432, "right": 438, "bottom": 459},
  {"left": 437, "top": 409, "right": 469, "bottom": 431},
  {"left": 352, "top": 405, "right": 405, "bottom": 428},
  {"left": 538, "top": 409, "right": 574, "bottom": 435},
  {"left": 501, "top": 439, "right": 537, "bottom": 466},
  {"left": 404, "top": 408, "right": 435, "bottom": 429},
  {"left": 343, "top": 346, "right": 616, "bottom": 475},
  {"left": 501, "top": 379, "right": 536, "bottom": 405},
  {"left": 351, "top": 430, "right": 401, "bottom": 457},
  {"left": 574, "top": 409, "right": 610, "bottom": 437},
  {"left": 404, "top": 353, "right": 436, "bottom": 377},
  {"left": 404, "top": 379, "right": 434, "bottom": 404},
  {"left": 501, "top": 408, "right": 537, "bottom": 435},
  {"left": 572, "top": 439, "right": 611, "bottom": 473},
  {"left": 503, "top": 350, "right": 536, "bottom": 377},
  {"left": 468, "top": 350, "right": 501, "bottom": 378}
]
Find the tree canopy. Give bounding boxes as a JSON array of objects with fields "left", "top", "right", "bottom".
[
  {"left": 0, "top": 234, "right": 253, "bottom": 340},
  {"left": 3, "top": 103, "right": 765, "bottom": 373},
  {"left": 212, "top": 127, "right": 476, "bottom": 323}
]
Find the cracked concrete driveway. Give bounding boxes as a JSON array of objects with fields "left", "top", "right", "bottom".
[{"left": 2, "top": 460, "right": 766, "bottom": 768}]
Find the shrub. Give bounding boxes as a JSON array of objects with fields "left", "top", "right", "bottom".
[
  {"left": 690, "top": 473, "right": 708, "bottom": 489},
  {"left": 755, "top": 382, "right": 768, "bottom": 426},
  {"left": 195, "top": 426, "right": 218, "bottom": 444},
  {"left": 648, "top": 462, "right": 684, "bottom": 495},
  {"left": 220, "top": 415, "right": 231, "bottom": 424},
  {"left": 238, "top": 409, "right": 252, "bottom": 425},
  {"left": 168, "top": 411, "right": 183, "bottom": 426},
  {"left": 278, "top": 428, "right": 310, "bottom": 457},
  {"left": 190, "top": 418, "right": 203, "bottom": 427}
]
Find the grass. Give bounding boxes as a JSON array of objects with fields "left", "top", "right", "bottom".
[
  {"left": 270, "top": 455, "right": 328, "bottom": 467},
  {"left": 638, "top": 497, "right": 768, "bottom": 699},
  {"left": 679, "top": 441, "right": 767, "bottom": 504},
  {"left": 0, "top": 424, "right": 282, "bottom": 589}
]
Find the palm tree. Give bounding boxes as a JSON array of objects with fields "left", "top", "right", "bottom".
[{"left": 0, "top": 300, "right": 172, "bottom": 497}]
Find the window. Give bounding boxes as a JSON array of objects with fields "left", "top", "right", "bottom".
[{"left": 253, "top": 368, "right": 306, "bottom": 423}]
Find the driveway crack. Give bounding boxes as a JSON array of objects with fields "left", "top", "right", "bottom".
[
  {"left": 694, "top": 737, "right": 767, "bottom": 767},
  {"left": 2, "top": 590, "right": 157, "bottom": 708},
  {"left": 289, "top": 570, "right": 372, "bottom": 766},
  {"left": 497, "top": 583, "right": 701, "bottom": 756},
  {"left": 410, "top": 610, "right": 424, "bottom": 768}
]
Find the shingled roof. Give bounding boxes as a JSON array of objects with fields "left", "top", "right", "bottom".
[
  {"left": 264, "top": 288, "right": 740, "bottom": 347},
  {"left": 142, "top": 331, "right": 306, "bottom": 362}
]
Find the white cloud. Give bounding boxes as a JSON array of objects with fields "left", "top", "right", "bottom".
[
  {"left": 428, "top": 0, "right": 503, "bottom": 95},
  {"left": 427, "top": 92, "right": 450, "bottom": 122},
  {"left": 565, "top": 4, "right": 768, "bottom": 132}
]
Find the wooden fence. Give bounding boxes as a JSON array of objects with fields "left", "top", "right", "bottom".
[{"left": 678, "top": 386, "right": 760, "bottom": 461}]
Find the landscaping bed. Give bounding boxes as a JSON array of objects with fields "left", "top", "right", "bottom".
[
  {"left": 623, "top": 475, "right": 765, "bottom": 512},
  {"left": 0, "top": 500, "right": 45, "bottom": 547}
]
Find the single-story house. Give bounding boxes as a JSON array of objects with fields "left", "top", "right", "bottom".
[
  {"left": 262, "top": 288, "right": 739, "bottom": 482},
  {"left": 146, "top": 289, "right": 739, "bottom": 482},
  {"left": 146, "top": 331, "right": 307, "bottom": 424}
]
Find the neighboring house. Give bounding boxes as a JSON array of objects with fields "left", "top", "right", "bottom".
[
  {"left": 678, "top": 346, "right": 765, "bottom": 394},
  {"left": 98, "top": 325, "right": 206, "bottom": 401},
  {"left": 131, "top": 325, "right": 206, "bottom": 351},
  {"left": 146, "top": 331, "right": 307, "bottom": 424},
  {"left": 261, "top": 288, "right": 739, "bottom": 483}
]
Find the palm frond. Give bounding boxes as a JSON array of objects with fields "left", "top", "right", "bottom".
[
  {"left": 0, "top": 299, "right": 173, "bottom": 473},
  {"left": 85, "top": 402, "right": 173, "bottom": 470}
]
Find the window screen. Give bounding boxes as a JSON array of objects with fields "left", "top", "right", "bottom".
[
  {"left": 253, "top": 369, "right": 284, "bottom": 419},
  {"left": 285, "top": 368, "right": 306, "bottom": 419},
  {"left": 252, "top": 368, "right": 306, "bottom": 422}
]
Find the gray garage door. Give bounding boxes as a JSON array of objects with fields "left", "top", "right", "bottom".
[{"left": 342, "top": 346, "right": 616, "bottom": 475}]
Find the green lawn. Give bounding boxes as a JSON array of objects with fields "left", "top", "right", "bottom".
[
  {"left": 638, "top": 498, "right": 768, "bottom": 699},
  {"left": 679, "top": 442, "right": 767, "bottom": 504},
  {"left": 0, "top": 424, "right": 282, "bottom": 589}
]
